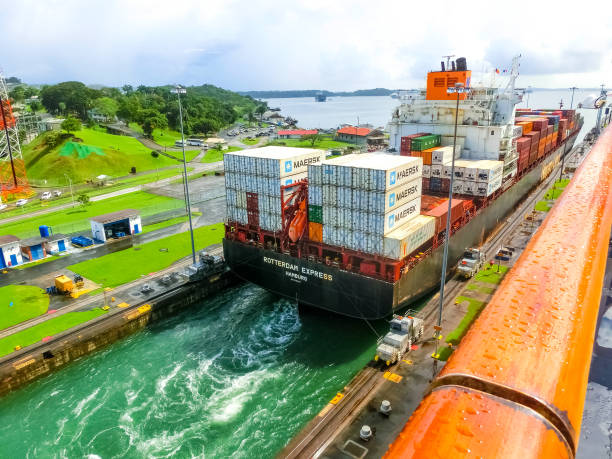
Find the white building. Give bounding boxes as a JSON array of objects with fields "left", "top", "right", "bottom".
[
  {"left": 44, "top": 234, "right": 69, "bottom": 254},
  {"left": 0, "top": 235, "right": 23, "bottom": 268},
  {"left": 90, "top": 209, "right": 142, "bottom": 242}
]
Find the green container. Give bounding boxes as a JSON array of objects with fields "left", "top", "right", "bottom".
[
  {"left": 308, "top": 205, "right": 323, "bottom": 224},
  {"left": 410, "top": 134, "right": 441, "bottom": 151}
]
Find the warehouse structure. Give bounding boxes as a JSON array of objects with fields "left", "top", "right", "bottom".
[
  {"left": 44, "top": 233, "right": 69, "bottom": 254},
  {"left": 19, "top": 236, "right": 47, "bottom": 261},
  {"left": 90, "top": 209, "right": 142, "bottom": 243},
  {"left": 0, "top": 235, "right": 22, "bottom": 268}
]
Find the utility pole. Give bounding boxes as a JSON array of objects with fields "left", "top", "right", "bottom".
[
  {"left": 172, "top": 85, "right": 197, "bottom": 265},
  {"left": 64, "top": 173, "right": 74, "bottom": 208}
]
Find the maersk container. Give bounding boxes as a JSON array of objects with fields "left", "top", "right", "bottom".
[
  {"left": 229, "top": 146, "right": 324, "bottom": 178},
  {"left": 322, "top": 185, "right": 337, "bottom": 206},
  {"left": 366, "top": 233, "right": 383, "bottom": 255},
  {"left": 348, "top": 154, "right": 422, "bottom": 191},
  {"left": 282, "top": 172, "right": 308, "bottom": 187},
  {"left": 382, "top": 215, "right": 436, "bottom": 260},
  {"left": 308, "top": 164, "right": 322, "bottom": 185},
  {"left": 381, "top": 196, "right": 421, "bottom": 234},
  {"left": 368, "top": 177, "right": 422, "bottom": 214},
  {"left": 309, "top": 185, "right": 322, "bottom": 206},
  {"left": 321, "top": 154, "right": 357, "bottom": 184}
]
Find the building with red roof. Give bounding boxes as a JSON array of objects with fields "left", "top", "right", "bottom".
[
  {"left": 277, "top": 129, "right": 318, "bottom": 139},
  {"left": 336, "top": 126, "right": 372, "bottom": 145}
]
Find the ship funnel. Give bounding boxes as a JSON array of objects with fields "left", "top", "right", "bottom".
[
  {"left": 456, "top": 57, "right": 467, "bottom": 71},
  {"left": 441, "top": 61, "right": 445, "bottom": 71},
  {"left": 451, "top": 61, "right": 456, "bottom": 71}
]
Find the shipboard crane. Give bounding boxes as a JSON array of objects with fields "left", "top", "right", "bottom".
[{"left": 492, "top": 54, "right": 523, "bottom": 124}]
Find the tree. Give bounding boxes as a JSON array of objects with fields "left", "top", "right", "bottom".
[
  {"left": 9, "top": 86, "right": 25, "bottom": 102},
  {"left": 255, "top": 104, "right": 266, "bottom": 121},
  {"left": 137, "top": 109, "right": 167, "bottom": 137},
  {"left": 93, "top": 97, "right": 119, "bottom": 120},
  {"left": 122, "top": 85, "right": 134, "bottom": 95},
  {"left": 117, "top": 95, "right": 141, "bottom": 123},
  {"left": 6, "top": 76, "right": 21, "bottom": 84},
  {"left": 58, "top": 102, "right": 66, "bottom": 115},
  {"left": 302, "top": 133, "right": 321, "bottom": 147},
  {"left": 246, "top": 111, "right": 256, "bottom": 126},
  {"left": 29, "top": 101, "right": 43, "bottom": 114},
  {"left": 61, "top": 116, "right": 82, "bottom": 134},
  {"left": 40, "top": 81, "right": 94, "bottom": 118},
  {"left": 77, "top": 194, "right": 90, "bottom": 206}
]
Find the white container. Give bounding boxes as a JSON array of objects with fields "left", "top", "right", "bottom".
[
  {"left": 442, "top": 164, "right": 453, "bottom": 178},
  {"left": 229, "top": 146, "right": 324, "bottom": 178},
  {"left": 369, "top": 177, "right": 422, "bottom": 214},
  {"left": 476, "top": 160, "right": 504, "bottom": 182},
  {"left": 422, "top": 165, "right": 431, "bottom": 178},
  {"left": 308, "top": 164, "right": 322, "bottom": 185},
  {"left": 474, "top": 174, "right": 502, "bottom": 197},
  {"left": 452, "top": 179, "right": 464, "bottom": 194},
  {"left": 344, "top": 153, "right": 422, "bottom": 191},
  {"left": 431, "top": 146, "right": 455, "bottom": 165},
  {"left": 321, "top": 155, "right": 358, "bottom": 184},
  {"left": 383, "top": 215, "right": 436, "bottom": 260},
  {"left": 282, "top": 172, "right": 308, "bottom": 187},
  {"left": 430, "top": 164, "right": 443, "bottom": 178},
  {"left": 378, "top": 196, "right": 422, "bottom": 235},
  {"left": 463, "top": 162, "right": 479, "bottom": 181},
  {"left": 463, "top": 181, "right": 476, "bottom": 195}
]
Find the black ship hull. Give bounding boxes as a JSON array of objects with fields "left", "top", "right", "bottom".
[{"left": 223, "top": 136, "right": 577, "bottom": 319}]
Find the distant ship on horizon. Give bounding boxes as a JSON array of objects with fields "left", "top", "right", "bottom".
[{"left": 315, "top": 92, "right": 326, "bottom": 102}]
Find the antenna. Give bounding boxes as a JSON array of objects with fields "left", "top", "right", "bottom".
[
  {"left": 559, "top": 98, "right": 564, "bottom": 109},
  {"left": 569, "top": 86, "right": 578, "bottom": 109},
  {"left": 442, "top": 55, "right": 455, "bottom": 70}
]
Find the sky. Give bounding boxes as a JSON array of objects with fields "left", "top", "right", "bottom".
[{"left": 3, "top": 0, "right": 611, "bottom": 91}]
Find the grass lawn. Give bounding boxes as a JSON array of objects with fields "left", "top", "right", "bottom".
[
  {"left": 466, "top": 283, "right": 496, "bottom": 294},
  {"left": 0, "top": 309, "right": 107, "bottom": 357},
  {"left": 0, "top": 285, "right": 49, "bottom": 330},
  {"left": 201, "top": 146, "right": 243, "bottom": 163},
  {"left": 446, "top": 296, "right": 486, "bottom": 345},
  {"left": 240, "top": 137, "right": 261, "bottom": 146},
  {"left": 436, "top": 346, "right": 454, "bottom": 361},
  {"left": 0, "top": 168, "right": 187, "bottom": 220},
  {"left": 69, "top": 222, "right": 224, "bottom": 287},
  {"left": 13, "top": 255, "right": 61, "bottom": 270},
  {"left": 22, "top": 129, "right": 199, "bottom": 186},
  {"left": 0, "top": 191, "right": 182, "bottom": 238},
  {"left": 473, "top": 265, "right": 509, "bottom": 284},
  {"left": 141, "top": 212, "right": 201, "bottom": 234},
  {"left": 129, "top": 123, "right": 185, "bottom": 147},
  {"left": 268, "top": 138, "right": 354, "bottom": 150},
  {"left": 535, "top": 200, "right": 552, "bottom": 212}
]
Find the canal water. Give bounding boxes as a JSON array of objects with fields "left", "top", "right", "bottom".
[{"left": 0, "top": 284, "right": 394, "bottom": 457}]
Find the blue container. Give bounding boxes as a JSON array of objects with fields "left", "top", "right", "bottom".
[{"left": 39, "top": 225, "right": 51, "bottom": 237}]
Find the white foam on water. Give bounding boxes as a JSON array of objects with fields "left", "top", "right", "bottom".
[
  {"left": 72, "top": 388, "right": 100, "bottom": 418},
  {"left": 156, "top": 363, "right": 183, "bottom": 396}
]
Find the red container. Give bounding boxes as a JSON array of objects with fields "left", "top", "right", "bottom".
[
  {"left": 525, "top": 131, "right": 540, "bottom": 153},
  {"left": 516, "top": 136, "right": 531, "bottom": 152},
  {"left": 529, "top": 149, "right": 538, "bottom": 164},
  {"left": 441, "top": 178, "right": 451, "bottom": 193},
  {"left": 401, "top": 132, "right": 430, "bottom": 154},
  {"left": 424, "top": 199, "right": 465, "bottom": 235},
  {"left": 421, "top": 194, "right": 445, "bottom": 212},
  {"left": 531, "top": 119, "right": 549, "bottom": 132},
  {"left": 422, "top": 177, "right": 430, "bottom": 191}
]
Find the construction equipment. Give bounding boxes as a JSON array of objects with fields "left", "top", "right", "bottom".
[
  {"left": 375, "top": 315, "right": 424, "bottom": 366},
  {"left": 457, "top": 248, "right": 485, "bottom": 279},
  {"left": 47, "top": 274, "right": 86, "bottom": 295}
]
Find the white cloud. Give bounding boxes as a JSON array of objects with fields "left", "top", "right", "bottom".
[{"left": 3, "top": 0, "right": 611, "bottom": 89}]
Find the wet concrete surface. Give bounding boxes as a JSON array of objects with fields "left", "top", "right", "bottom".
[{"left": 577, "top": 236, "right": 612, "bottom": 459}]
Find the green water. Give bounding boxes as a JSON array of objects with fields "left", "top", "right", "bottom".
[{"left": 0, "top": 284, "right": 390, "bottom": 457}]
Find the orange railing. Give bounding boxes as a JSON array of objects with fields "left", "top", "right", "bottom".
[{"left": 384, "top": 125, "right": 612, "bottom": 458}]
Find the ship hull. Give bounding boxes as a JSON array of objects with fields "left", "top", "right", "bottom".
[{"left": 224, "top": 136, "right": 577, "bottom": 319}]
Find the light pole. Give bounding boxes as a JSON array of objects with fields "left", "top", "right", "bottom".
[
  {"left": 172, "top": 85, "right": 197, "bottom": 265},
  {"left": 435, "top": 82, "right": 469, "bottom": 338},
  {"left": 64, "top": 173, "right": 74, "bottom": 208},
  {"left": 569, "top": 87, "right": 578, "bottom": 109},
  {"left": 525, "top": 86, "right": 532, "bottom": 108}
]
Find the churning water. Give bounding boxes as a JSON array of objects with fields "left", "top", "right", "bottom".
[{"left": 0, "top": 285, "right": 388, "bottom": 457}]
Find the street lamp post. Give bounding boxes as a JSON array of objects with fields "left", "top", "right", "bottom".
[
  {"left": 569, "top": 87, "right": 578, "bottom": 109},
  {"left": 64, "top": 173, "right": 74, "bottom": 208},
  {"left": 172, "top": 85, "right": 197, "bottom": 265},
  {"left": 526, "top": 86, "right": 532, "bottom": 108},
  {"left": 435, "top": 82, "right": 469, "bottom": 338}
]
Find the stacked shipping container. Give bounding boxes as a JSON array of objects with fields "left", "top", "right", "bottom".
[
  {"left": 224, "top": 146, "right": 325, "bottom": 231},
  {"left": 308, "top": 153, "right": 435, "bottom": 260}
]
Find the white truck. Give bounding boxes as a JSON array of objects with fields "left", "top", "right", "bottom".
[
  {"left": 375, "top": 315, "right": 424, "bottom": 366},
  {"left": 457, "top": 248, "right": 485, "bottom": 279}
]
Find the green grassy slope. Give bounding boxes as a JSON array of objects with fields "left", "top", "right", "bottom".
[
  {"left": 23, "top": 128, "right": 199, "bottom": 185},
  {"left": 0, "top": 285, "right": 49, "bottom": 330}
]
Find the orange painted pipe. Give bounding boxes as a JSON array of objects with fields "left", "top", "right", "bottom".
[
  {"left": 385, "top": 124, "right": 612, "bottom": 457},
  {"left": 383, "top": 386, "right": 572, "bottom": 459}
]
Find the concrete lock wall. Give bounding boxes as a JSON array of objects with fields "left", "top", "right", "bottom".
[
  {"left": 90, "top": 220, "right": 106, "bottom": 242},
  {"left": 0, "top": 271, "right": 240, "bottom": 397}
]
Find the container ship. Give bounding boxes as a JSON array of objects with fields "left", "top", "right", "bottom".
[{"left": 222, "top": 57, "right": 582, "bottom": 319}]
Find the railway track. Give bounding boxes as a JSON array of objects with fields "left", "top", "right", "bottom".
[{"left": 280, "top": 144, "right": 585, "bottom": 459}]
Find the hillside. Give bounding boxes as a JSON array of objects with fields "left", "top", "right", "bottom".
[{"left": 23, "top": 128, "right": 198, "bottom": 185}]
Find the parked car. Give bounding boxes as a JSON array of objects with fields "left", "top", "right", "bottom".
[
  {"left": 15, "top": 199, "right": 28, "bottom": 207},
  {"left": 0, "top": 204, "right": 7, "bottom": 211},
  {"left": 53, "top": 190, "right": 62, "bottom": 197},
  {"left": 41, "top": 191, "right": 52, "bottom": 200}
]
